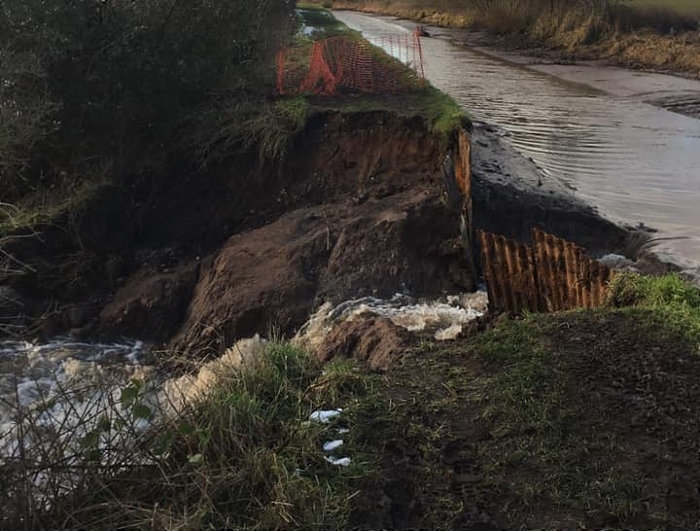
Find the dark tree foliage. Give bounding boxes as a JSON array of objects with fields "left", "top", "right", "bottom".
[{"left": 0, "top": 0, "right": 297, "bottom": 199}]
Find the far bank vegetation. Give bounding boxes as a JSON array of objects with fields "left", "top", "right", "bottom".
[{"left": 331, "top": 0, "right": 700, "bottom": 72}]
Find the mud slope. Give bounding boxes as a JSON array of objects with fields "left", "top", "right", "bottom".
[
  {"left": 130, "top": 111, "right": 468, "bottom": 355},
  {"left": 99, "top": 110, "right": 629, "bottom": 357}
]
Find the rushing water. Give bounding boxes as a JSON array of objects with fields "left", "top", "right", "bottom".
[
  {"left": 333, "top": 10, "right": 700, "bottom": 269},
  {"left": 0, "top": 292, "right": 486, "bottom": 470},
  {"left": 0, "top": 340, "right": 152, "bottom": 458}
]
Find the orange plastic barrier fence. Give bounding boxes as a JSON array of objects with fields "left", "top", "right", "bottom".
[{"left": 277, "top": 29, "right": 426, "bottom": 96}]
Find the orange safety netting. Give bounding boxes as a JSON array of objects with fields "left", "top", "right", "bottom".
[{"left": 277, "top": 29, "right": 426, "bottom": 96}]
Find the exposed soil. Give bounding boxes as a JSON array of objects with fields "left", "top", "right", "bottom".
[
  {"left": 2, "top": 107, "right": 629, "bottom": 356},
  {"left": 158, "top": 114, "right": 627, "bottom": 357},
  {"left": 470, "top": 124, "right": 628, "bottom": 256},
  {"left": 344, "top": 309, "right": 700, "bottom": 530},
  {"left": 164, "top": 188, "right": 466, "bottom": 357},
  {"left": 316, "top": 316, "right": 411, "bottom": 370}
]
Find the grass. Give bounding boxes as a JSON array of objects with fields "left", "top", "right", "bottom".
[
  {"left": 294, "top": 6, "right": 468, "bottom": 139},
  {"left": 1, "top": 341, "right": 376, "bottom": 531},
  {"left": 309, "top": 85, "right": 469, "bottom": 145},
  {"left": 607, "top": 272, "right": 700, "bottom": 342},
  {"left": 195, "top": 97, "right": 311, "bottom": 165},
  {"left": 4, "top": 274, "right": 699, "bottom": 529},
  {"left": 466, "top": 315, "right": 646, "bottom": 527},
  {"left": 463, "top": 275, "right": 700, "bottom": 528},
  {"left": 0, "top": 180, "right": 106, "bottom": 239},
  {"left": 297, "top": 3, "right": 351, "bottom": 36},
  {"left": 342, "top": 273, "right": 700, "bottom": 529}
]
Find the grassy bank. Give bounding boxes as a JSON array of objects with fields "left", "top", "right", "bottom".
[
  {"left": 6, "top": 273, "right": 700, "bottom": 530},
  {"left": 5, "top": 262, "right": 700, "bottom": 530},
  {"left": 296, "top": 4, "right": 466, "bottom": 142},
  {"left": 630, "top": 0, "right": 699, "bottom": 14},
  {"left": 327, "top": 0, "right": 700, "bottom": 75},
  {"left": 0, "top": 341, "right": 378, "bottom": 530},
  {"left": 346, "top": 272, "right": 700, "bottom": 530}
]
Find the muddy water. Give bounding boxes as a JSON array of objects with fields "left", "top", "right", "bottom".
[{"left": 333, "top": 11, "right": 700, "bottom": 269}]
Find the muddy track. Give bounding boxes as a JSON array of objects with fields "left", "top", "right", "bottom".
[{"left": 346, "top": 308, "right": 700, "bottom": 531}]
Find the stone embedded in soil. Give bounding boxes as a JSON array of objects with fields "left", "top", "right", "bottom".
[
  {"left": 315, "top": 316, "right": 410, "bottom": 371},
  {"left": 99, "top": 264, "right": 198, "bottom": 343},
  {"left": 164, "top": 189, "right": 465, "bottom": 357}
]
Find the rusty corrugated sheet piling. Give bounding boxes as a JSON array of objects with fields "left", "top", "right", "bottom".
[{"left": 477, "top": 228, "right": 613, "bottom": 314}]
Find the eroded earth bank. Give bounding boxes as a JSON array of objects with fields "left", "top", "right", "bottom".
[
  {"left": 1, "top": 108, "right": 630, "bottom": 354},
  {"left": 5, "top": 98, "right": 700, "bottom": 531}
]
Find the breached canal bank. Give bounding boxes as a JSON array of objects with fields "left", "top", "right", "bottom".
[
  {"left": 5, "top": 5, "right": 700, "bottom": 531},
  {"left": 0, "top": 4, "right": 661, "bottom": 353},
  {"left": 0, "top": 103, "right": 633, "bottom": 350}
]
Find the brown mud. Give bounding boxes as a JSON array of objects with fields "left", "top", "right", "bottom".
[{"left": 1, "top": 107, "right": 629, "bottom": 356}]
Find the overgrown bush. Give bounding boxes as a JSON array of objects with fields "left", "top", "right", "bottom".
[{"left": 0, "top": 0, "right": 298, "bottom": 201}]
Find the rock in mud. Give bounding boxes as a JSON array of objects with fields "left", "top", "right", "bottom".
[
  {"left": 98, "top": 263, "right": 199, "bottom": 342},
  {"left": 315, "top": 317, "right": 410, "bottom": 371},
  {"left": 167, "top": 189, "right": 463, "bottom": 357}
]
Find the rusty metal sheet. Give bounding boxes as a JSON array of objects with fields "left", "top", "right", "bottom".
[
  {"left": 477, "top": 231, "right": 540, "bottom": 314},
  {"left": 454, "top": 129, "right": 472, "bottom": 201},
  {"left": 531, "top": 228, "right": 612, "bottom": 311},
  {"left": 478, "top": 228, "right": 613, "bottom": 314}
]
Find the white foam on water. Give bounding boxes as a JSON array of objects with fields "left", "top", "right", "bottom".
[
  {"left": 0, "top": 289, "right": 488, "bottom": 501},
  {"left": 0, "top": 334, "right": 270, "bottom": 457},
  {"left": 0, "top": 338, "right": 154, "bottom": 502},
  {"left": 0, "top": 333, "right": 282, "bottom": 509},
  {"left": 295, "top": 291, "right": 488, "bottom": 348},
  {"left": 159, "top": 335, "right": 268, "bottom": 413},
  {"left": 0, "top": 339, "right": 150, "bottom": 424}
]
